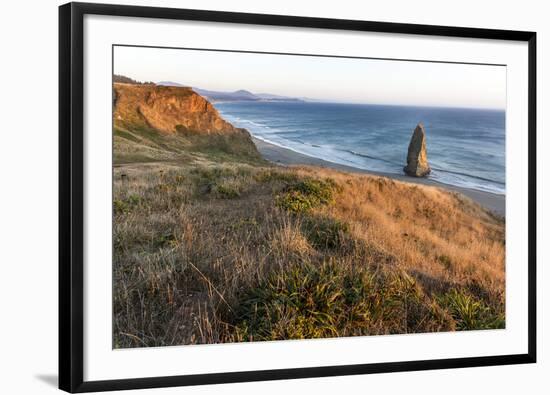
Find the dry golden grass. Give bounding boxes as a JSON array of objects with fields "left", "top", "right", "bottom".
[{"left": 113, "top": 159, "right": 505, "bottom": 348}]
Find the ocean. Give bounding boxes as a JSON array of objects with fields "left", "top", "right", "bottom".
[{"left": 215, "top": 101, "right": 505, "bottom": 195}]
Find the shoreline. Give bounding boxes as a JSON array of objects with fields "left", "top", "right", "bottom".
[{"left": 252, "top": 137, "right": 505, "bottom": 217}]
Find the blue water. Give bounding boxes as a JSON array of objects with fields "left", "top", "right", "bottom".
[{"left": 215, "top": 102, "right": 505, "bottom": 194}]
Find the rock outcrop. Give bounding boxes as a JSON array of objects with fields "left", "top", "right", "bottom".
[
  {"left": 113, "top": 83, "right": 243, "bottom": 135},
  {"left": 403, "top": 123, "right": 431, "bottom": 177},
  {"left": 113, "top": 82, "right": 261, "bottom": 162}
]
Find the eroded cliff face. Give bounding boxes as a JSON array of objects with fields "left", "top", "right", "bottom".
[
  {"left": 112, "top": 82, "right": 261, "bottom": 163},
  {"left": 114, "top": 83, "right": 240, "bottom": 135}
]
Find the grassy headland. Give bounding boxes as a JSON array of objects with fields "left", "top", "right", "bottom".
[{"left": 113, "top": 82, "right": 505, "bottom": 348}]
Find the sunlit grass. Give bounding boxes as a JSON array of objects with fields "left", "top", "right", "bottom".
[{"left": 113, "top": 161, "right": 505, "bottom": 347}]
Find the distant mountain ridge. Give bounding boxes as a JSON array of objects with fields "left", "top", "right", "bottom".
[
  {"left": 157, "top": 81, "right": 304, "bottom": 103},
  {"left": 194, "top": 87, "right": 261, "bottom": 102},
  {"left": 156, "top": 81, "right": 187, "bottom": 87}
]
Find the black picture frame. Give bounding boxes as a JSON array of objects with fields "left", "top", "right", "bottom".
[{"left": 59, "top": 2, "right": 537, "bottom": 392}]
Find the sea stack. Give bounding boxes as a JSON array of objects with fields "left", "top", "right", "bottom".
[{"left": 403, "top": 123, "right": 431, "bottom": 177}]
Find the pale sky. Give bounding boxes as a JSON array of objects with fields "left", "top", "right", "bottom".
[{"left": 114, "top": 45, "right": 506, "bottom": 110}]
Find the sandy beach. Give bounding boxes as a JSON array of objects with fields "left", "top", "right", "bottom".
[{"left": 252, "top": 137, "right": 505, "bottom": 216}]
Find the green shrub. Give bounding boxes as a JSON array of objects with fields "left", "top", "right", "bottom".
[
  {"left": 113, "top": 199, "right": 127, "bottom": 214},
  {"left": 191, "top": 166, "right": 235, "bottom": 182},
  {"left": 190, "top": 166, "right": 253, "bottom": 199},
  {"left": 154, "top": 232, "right": 177, "bottom": 248},
  {"left": 232, "top": 263, "right": 448, "bottom": 341},
  {"left": 276, "top": 190, "right": 316, "bottom": 213},
  {"left": 439, "top": 289, "right": 505, "bottom": 330},
  {"left": 114, "top": 194, "right": 141, "bottom": 214},
  {"left": 276, "top": 178, "right": 339, "bottom": 214},
  {"left": 303, "top": 216, "right": 350, "bottom": 250},
  {"left": 233, "top": 263, "right": 348, "bottom": 340},
  {"left": 214, "top": 184, "right": 241, "bottom": 199},
  {"left": 127, "top": 195, "right": 141, "bottom": 205}
]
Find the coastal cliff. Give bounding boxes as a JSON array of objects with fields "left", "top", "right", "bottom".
[
  {"left": 113, "top": 83, "right": 260, "bottom": 163},
  {"left": 114, "top": 83, "right": 241, "bottom": 135}
]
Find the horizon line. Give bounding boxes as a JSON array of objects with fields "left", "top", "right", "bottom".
[{"left": 114, "top": 75, "right": 506, "bottom": 112}]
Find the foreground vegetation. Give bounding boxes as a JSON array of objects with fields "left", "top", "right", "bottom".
[
  {"left": 112, "top": 80, "right": 505, "bottom": 347},
  {"left": 113, "top": 156, "right": 505, "bottom": 347}
]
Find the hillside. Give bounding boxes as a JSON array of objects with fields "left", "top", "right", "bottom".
[
  {"left": 112, "top": 82, "right": 505, "bottom": 348},
  {"left": 113, "top": 82, "right": 261, "bottom": 164}
]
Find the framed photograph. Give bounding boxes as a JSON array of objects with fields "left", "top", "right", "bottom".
[{"left": 59, "top": 2, "right": 537, "bottom": 392}]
